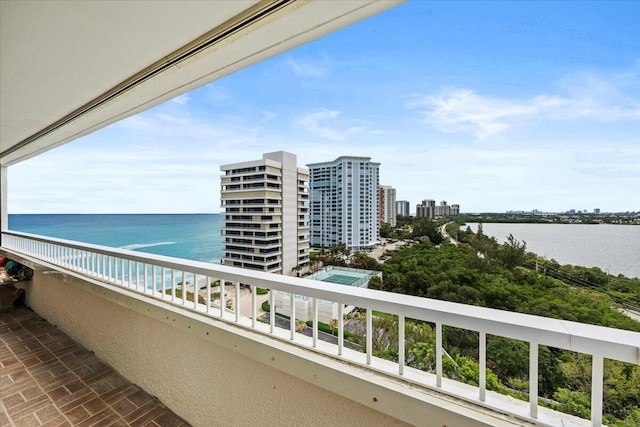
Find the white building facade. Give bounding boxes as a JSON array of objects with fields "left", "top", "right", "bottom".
[
  {"left": 220, "top": 151, "right": 310, "bottom": 274},
  {"left": 308, "top": 156, "right": 380, "bottom": 251}
]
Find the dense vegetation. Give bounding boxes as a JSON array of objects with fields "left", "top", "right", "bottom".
[
  {"left": 456, "top": 212, "right": 640, "bottom": 225},
  {"left": 354, "top": 218, "right": 640, "bottom": 425}
]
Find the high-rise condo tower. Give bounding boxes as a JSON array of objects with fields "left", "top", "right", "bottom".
[
  {"left": 378, "top": 185, "right": 397, "bottom": 226},
  {"left": 220, "top": 151, "right": 310, "bottom": 274},
  {"left": 308, "top": 156, "right": 380, "bottom": 251}
]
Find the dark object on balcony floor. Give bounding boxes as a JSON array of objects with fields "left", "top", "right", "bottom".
[
  {"left": 0, "top": 285, "right": 25, "bottom": 312},
  {"left": 1, "top": 306, "right": 191, "bottom": 426}
]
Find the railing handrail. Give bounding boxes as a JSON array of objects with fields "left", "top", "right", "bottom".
[{"left": 3, "top": 229, "right": 638, "bottom": 366}]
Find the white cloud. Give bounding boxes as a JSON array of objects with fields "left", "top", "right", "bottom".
[
  {"left": 285, "top": 54, "right": 330, "bottom": 78},
  {"left": 170, "top": 94, "right": 190, "bottom": 105},
  {"left": 408, "top": 89, "right": 548, "bottom": 138},
  {"left": 296, "top": 110, "right": 365, "bottom": 141},
  {"left": 408, "top": 72, "right": 640, "bottom": 139},
  {"left": 261, "top": 111, "right": 276, "bottom": 122},
  {"left": 573, "top": 148, "right": 640, "bottom": 178}
]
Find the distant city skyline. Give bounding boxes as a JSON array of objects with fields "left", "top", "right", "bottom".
[{"left": 7, "top": 1, "right": 640, "bottom": 214}]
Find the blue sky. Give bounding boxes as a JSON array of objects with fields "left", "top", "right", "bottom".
[{"left": 9, "top": 1, "right": 640, "bottom": 214}]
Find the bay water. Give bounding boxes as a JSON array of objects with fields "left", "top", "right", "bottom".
[{"left": 465, "top": 222, "right": 640, "bottom": 279}]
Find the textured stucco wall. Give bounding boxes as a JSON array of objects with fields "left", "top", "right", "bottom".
[{"left": 22, "top": 270, "right": 410, "bottom": 427}]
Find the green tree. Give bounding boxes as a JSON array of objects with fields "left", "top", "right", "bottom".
[
  {"left": 368, "top": 275, "right": 383, "bottom": 290},
  {"left": 498, "top": 234, "right": 527, "bottom": 270},
  {"left": 350, "top": 252, "right": 380, "bottom": 270},
  {"left": 380, "top": 223, "right": 392, "bottom": 238},
  {"left": 411, "top": 217, "right": 444, "bottom": 245}
]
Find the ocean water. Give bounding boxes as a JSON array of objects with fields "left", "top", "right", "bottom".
[{"left": 8, "top": 214, "right": 224, "bottom": 264}]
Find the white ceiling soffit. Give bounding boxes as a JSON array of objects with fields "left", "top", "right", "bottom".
[{"left": 0, "top": 0, "right": 403, "bottom": 166}]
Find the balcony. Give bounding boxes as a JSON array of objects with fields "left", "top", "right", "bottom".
[{"left": 2, "top": 231, "right": 637, "bottom": 426}]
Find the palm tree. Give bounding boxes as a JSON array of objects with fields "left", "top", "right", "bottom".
[{"left": 292, "top": 265, "right": 301, "bottom": 277}]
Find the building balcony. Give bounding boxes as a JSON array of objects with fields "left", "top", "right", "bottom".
[
  {"left": 1, "top": 231, "right": 638, "bottom": 427},
  {"left": 223, "top": 245, "right": 259, "bottom": 255},
  {"left": 221, "top": 224, "right": 263, "bottom": 231},
  {"left": 226, "top": 239, "right": 280, "bottom": 249},
  {"left": 221, "top": 187, "right": 282, "bottom": 195}
]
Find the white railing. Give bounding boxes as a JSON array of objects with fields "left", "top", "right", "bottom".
[{"left": 2, "top": 230, "right": 639, "bottom": 426}]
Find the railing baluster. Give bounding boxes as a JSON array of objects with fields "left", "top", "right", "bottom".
[
  {"left": 161, "top": 267, "right": 166, "bottom": 298},
  {"left": 235, "top": 281, "right": 240, "bottom": 321},
  {"left": 220, "top": 279, "right": 225, "bottom": 318},
  {"left": 152, "top": 265, "right": 157, "bottom": 297},
  {"left": 366, "top": 308, "right": 372, "bottom": 365},
  {"left": 398, "top": 315, "right": 405, "bottom": 376},
  {"left": 480, "top": 331, "right": 486, "bottom": 402},
  {"left": 143, "top": 264, "right": 147, "bottom": 294},
  {"left": 171, "top": 269, "right": 176, "bottom": 300},
  {"left": 530, "top": 341, "right": 538, "bottom": 418},
  {"left": 135, "top": 262, "right": 140, "bottom": 292},
  {"left": 312, "top": 297, "right": 318, "bottom": 348},
  {"left": 290, "top": 292, "right": 295, "bottom": 340},
  {"left": 206, "top": 276, "right": 211, "bottom": 313},
  {"left": 128, "top": 260, "right": 132, "bottom": 288},
  {"left": 269, "top": 290, "right": 275, "bottom": 333},
  {"left": 436, "top": 322, "right": 443, "bottom": 387},
  {"left": 591, "top": 355, "right": 604, "bottom": 427},
  {"left": 338, "top": 304, "right": 344, "bottom": 356},
  {"left": 181, "top": 271, "right": 187, "bottom": 306},
  {"left": 194, "top": 274, "right": 199, "bottom": 309},
  {"left": 251, "top": 284, "right": 256, "bottom": 328}
]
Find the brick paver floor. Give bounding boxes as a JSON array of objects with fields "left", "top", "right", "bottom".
[{"left": 1, "top": 306, "right": 191, "bottom": 426}]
